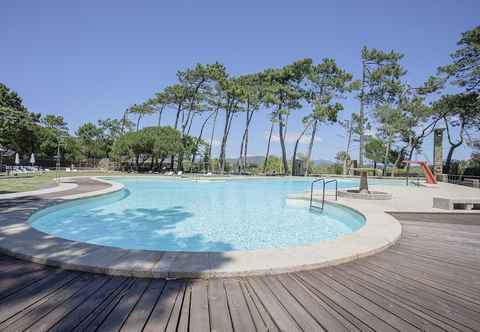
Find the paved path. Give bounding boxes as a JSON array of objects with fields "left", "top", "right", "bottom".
[{"left": 0, "top": 178, "right": 479, "bottom": 331}]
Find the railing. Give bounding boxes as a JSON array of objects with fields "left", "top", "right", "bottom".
[
  {"left": 446, "top": 174, "right": 480, "bottom": 188},
  {"left": 405, "top": 174, "right": 420, "bottom": 186},
  {"left": 310, "top": 178, "right": 338, "bottom": 211}
]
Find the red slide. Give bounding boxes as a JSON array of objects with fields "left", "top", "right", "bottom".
[{"left": 403, "top": 160, "right": 437, "bottom": 184}]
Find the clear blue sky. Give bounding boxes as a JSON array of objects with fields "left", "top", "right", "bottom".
[{"left": 2, "top": 0, "right": 479, "bottom": 161}]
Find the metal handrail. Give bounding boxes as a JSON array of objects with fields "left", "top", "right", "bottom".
[
  {"left": 405, "top": 174, "right": 420, "bottom": 186},
  {"left": 310, "top": 178, "right": 338, "bottom": 210}
]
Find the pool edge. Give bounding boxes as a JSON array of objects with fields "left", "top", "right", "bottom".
[{"left": 0, "top": 176, "right": 402, "bottom": 279}]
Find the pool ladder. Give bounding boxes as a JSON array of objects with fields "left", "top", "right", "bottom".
[{"left": 310, "top": 178, "right": 338, "bottom": 211}]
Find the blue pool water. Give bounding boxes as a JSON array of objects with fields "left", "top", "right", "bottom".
[{"left": 28, "top": 177, "right": 398, "bottom": 252}]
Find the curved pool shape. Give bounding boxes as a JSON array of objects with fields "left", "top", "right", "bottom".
[{"left": 28, "top": 177, "right": 376, "bottom": 252}]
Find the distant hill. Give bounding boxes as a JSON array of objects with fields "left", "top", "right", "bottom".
[
  {"left": 226, "top": 156, "right": 334, "bottom": 166},
  {"left": 226, "top": 156, "right": 264, "bottom": 166}
]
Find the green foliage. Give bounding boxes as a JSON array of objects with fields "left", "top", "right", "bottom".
[
  {"left": 306, "top": 58, "right": 355, "bottom": 122},
  {"left": 264, "top": 155, "right": 283, "bottom": 173},
  {"left": 361, "top": 46, "right": 406, "bottom": 106},
  {"left": 335, "top": 151, "right": 350, "bottom": 162},
  {"left": 151, "top": 127, "right": 185, "bottom": 159},
  {"left": 438, "top": 26, "right": 480, "bottom": 92},
  {"left": 433, "top": 92, "right": 480, "bottom": 126},
  {"left": 128, "top": 103, "right": 155, "bottom": 131},
  {"left": 365, "top": 137, "right": 386, "bottom": 169},
  {"left": 0, "top": 83, "right": 40, "bottom": 154},
  {"left": 76, "top": 122, "right": 105, "bottom": 160},
  {"left": 112, "top": 126, "right": 186, "bottom": 168}
]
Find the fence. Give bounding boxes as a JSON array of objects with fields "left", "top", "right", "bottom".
[{"left": 443, "top": 174, "right": 480, "bottom": 189}]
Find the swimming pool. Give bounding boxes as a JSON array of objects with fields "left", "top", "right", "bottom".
[{"left": 28, "top": 177, "right": 397, "bottom": 252}]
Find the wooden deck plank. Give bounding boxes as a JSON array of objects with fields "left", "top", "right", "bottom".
[
  {"left": 96, "top": 278, "right": 150, "bottom": 331},
  {"left": 0, "top": 274, "right": 94, "bottom": 332},
  {"left": 70, "top": 278, "right": 135, "bottom": 331},
  {"left": 13, "top": 275, "right": 107, "bottom": 332},
  {"left": 208, "top": 279, "right": 233, "bottom": 332},
  {"left": 300, "top": 271, "right": 397, "bottom": 331},
  {"left": 326, "top": 266, "right": 444, "bottom": 332},
  {"left": 344, "top": 262, "right": 480, "bottom": 332},
  {"left": 386, "top": 248, "right": 480, "bottom": 284},
  {"left": 314, "top": 270, "right": 423, "bottom": 331},
  {"left": 364, "top": 255, "right": 480, "bottom": 304},
  {"left": 295, "top": 272, "right": 376, "bottom": 332},
  {"left": 356, "top": 261, "right": 480, "bottom": 327},
  {"left": 0, "top": 257, "right": 45, "bottom": 275},
  {"left": 120, "top": 279, "right": 165, "bottom": 332},
  {"left": 276, "top": 274, "right": 349, "bottom": 332},
  {"left": 143, "top": 280, "right": 184, "bottom": 332},
  {"left": 223, "top": 279, "right": 256, "bottom": 332},
  {"left": 0, "top": 268, "right": 52, "bottom": 301},
  {"left": 176, "top": 281, "right": 191, "bottom": 332},
  {"left": 189, "top": 279, "right": 210, "bottom": 332},
  {"left": 265, "top": 275, "right": 325, "bottom": 331},
  {"left": 247, "top": 277, "right": 302, "bottom": 332},
  {"left": 164, "top": 281, "right": 187, "bottom": 332},
  {"left": 241, "top": 279, "right": 280, "bottom": 332},
  {"left": 380, "top": 249, "right": 480, "bottom": 283},
  {"left": 334, "top": 263, "right": 471, "bottom": 332},
  {"left": 0, "top": 271, "right": 78, "bottom": 323},
  {"left": 48, "top": 277, "right": 126, "bottom": 332}
]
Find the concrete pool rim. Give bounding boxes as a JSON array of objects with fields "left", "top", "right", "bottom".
[{"left": 0, "top": 176, "right": 402, "bottom": 278}]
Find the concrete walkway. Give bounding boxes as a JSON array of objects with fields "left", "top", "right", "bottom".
[{"left": 313, "top": 181, "right": 480, "bottom": 213}]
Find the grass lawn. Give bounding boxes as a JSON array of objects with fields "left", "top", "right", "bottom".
[{"left": 0, "top": 171, "right": 121, "bottom": 194}]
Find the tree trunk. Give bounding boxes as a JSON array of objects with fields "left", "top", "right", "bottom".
[
  {"left": 238, "top": 132, "right": 245, "bottom": 173},
  {"left": 207, "top": 110, "right": 219, "bottom": 172},
  {"left": 170, "top": 106, "right": 183, "bottom": 170},
  {"left": 244, "top": 115, "right": 250, "bottom": 172},
  {"left": 157, "top": 105, "right": 164, "bottom": 127},
  {"left": 219, "top": 109, "right": 234, "bottom": 174},
  {"left": 344, "top": 117, "right": 353, "bottom": 175},
  {"left": 121, "top": 109, "right": 128, "bottom": 134},
  {"left": 136, "top": 114, "right": 142, "bottom": 132},
  {"left": 383, "top": 141, "right": 390, "bottom": 176},
  {"left": 359, "top": 171, "right": 369, "bottom": 193},
  {"left": 304, "top": 120, "right": 318, "bottom": 176},
  {"left": 444, "top": 143, "right": 461, "bottom": 174},
  {"left": 150, "top": 156, "right": 154, "bottom": 171},
  {"left": 263, "top": 121, "right": 274, "bottom": 173},
  {"left": 392, "top": 146, "right": 405, "bottom": 177},
  {"left": 358, "top": 60, "right": 366, "bottom": 167},
  {"left": 291, "top": 121, "right": 312, "bottom": 176},
  {"left": 238, "top": 110, "right": 254, "bottom": 173},
  {"left": 278, "top": 112, "right": 289, "bottom": 175},
  {"left": 192, "top": 111, "right": 215, "bottom": 164},
  {"left": 406, "top": 143, "right": 415, "bottom": 174},
  {"left": 444, "top": 117, "right": 465, "bottom": 175},
  {"left": 174, "top": 106, "right": 182, "bottom": 129}
]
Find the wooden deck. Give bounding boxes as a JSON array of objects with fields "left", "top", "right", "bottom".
[{"left": 0, "top": 213, "right": 478, "bottom": 331}]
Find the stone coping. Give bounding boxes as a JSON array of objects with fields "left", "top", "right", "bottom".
[
  {"left": 0, "top": 176, "right": 401, "bottom": 278},
  {"left": 0, "top": 182, "right": 78, "bottom": 200},
  {"left": 338, "top": 190, "right": 393, "bottom": 200}
]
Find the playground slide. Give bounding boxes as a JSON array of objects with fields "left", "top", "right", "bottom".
[{"left": 419, "top": 162, "right": 437, "bottom": 184}]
